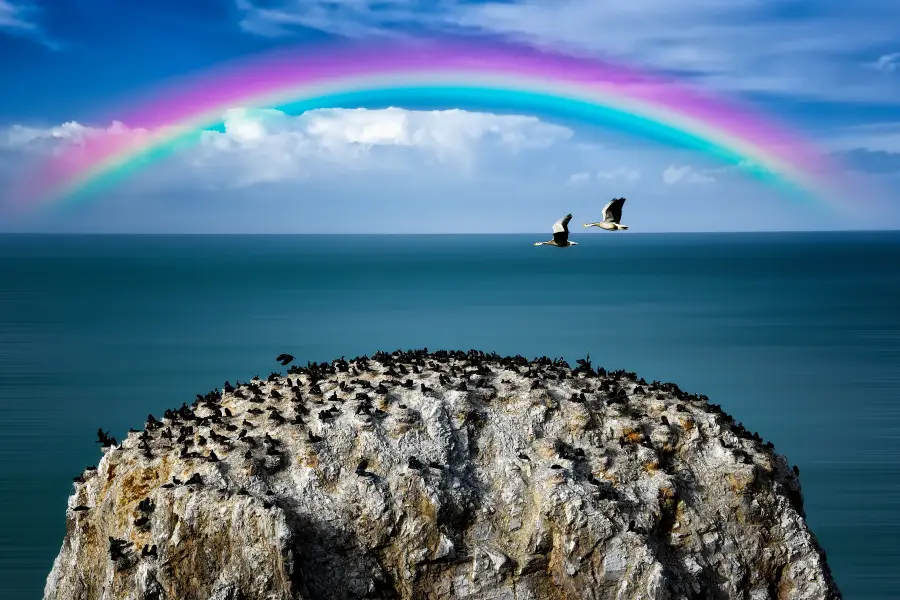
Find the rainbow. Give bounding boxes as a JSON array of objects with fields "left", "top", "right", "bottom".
[{"left": 13, "top": 37, "right": 847, "bottom": 212}]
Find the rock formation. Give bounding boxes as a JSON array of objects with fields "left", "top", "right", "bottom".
[{"left": 45, "top": 349, "right": 841, "bottom": 600}]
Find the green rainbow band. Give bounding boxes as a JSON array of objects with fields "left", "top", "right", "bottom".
[{"left": 17, "top": 45, "right": 845, "bottom": 212}]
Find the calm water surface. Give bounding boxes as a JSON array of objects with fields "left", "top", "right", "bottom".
[{"left": 0, "top": 232, "right": 898, "bottom": 599}]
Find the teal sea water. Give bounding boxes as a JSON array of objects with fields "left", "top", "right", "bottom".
[{"left": 1, "top": 232, "right": 898, "bottom": 599}]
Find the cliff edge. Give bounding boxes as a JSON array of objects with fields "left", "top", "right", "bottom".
[{"left": 45, "top": 349, "right": 841, "bottom": 600}]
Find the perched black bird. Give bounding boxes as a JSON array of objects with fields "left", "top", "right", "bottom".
[
  {"left": 109, "top": 537, "right": 129, "bottom": 561},
  {"left": 407, "top": 456, "right": 423, "bottom": 469}
]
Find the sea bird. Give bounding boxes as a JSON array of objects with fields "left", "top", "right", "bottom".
[
  {"left": 534, "top": 214, "right": 578, "bottom": 247},
  {"left": 584, "top": 198, "right": 628, "bottom": 231},
  {"left": 276, "top": 354, "right": 295, "bottom": 366}
]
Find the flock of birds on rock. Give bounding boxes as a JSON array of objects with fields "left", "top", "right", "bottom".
[
  {"left": 534, "top": 197, "right": 628, "bottom": 248},
  {"left": 70, "top": 348, "right": 796, "bottom": 566}
]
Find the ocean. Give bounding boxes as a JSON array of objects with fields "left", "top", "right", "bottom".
[{"left": 1, "top": 232, "right": 898, "bottom": 599}]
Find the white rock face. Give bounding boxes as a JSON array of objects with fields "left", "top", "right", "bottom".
[{"left": 44, "top": 349, "right": 842, "bottom": 600}]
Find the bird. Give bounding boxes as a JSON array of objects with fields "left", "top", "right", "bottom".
[
  {"left": 584, "top": 197, "right": 628, "bottom": 231},
  {"left": 276, "top": 354, "right": 295, "bottom": 366},
  {"left": 534, "top": 214, "right": 578, "bottom": 247}
]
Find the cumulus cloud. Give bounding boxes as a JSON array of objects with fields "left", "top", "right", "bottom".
[
  {"left": 190, "top": 107, "right": 572, "bottom": 187},
  {"left": 2, "top": 120, "right": 149, "bottom": 152},
  {"left": 3, "top": 104, "right": 894, "bottom": 232},
  {"left": 1, "top": 107, "right": 575, "bottom": 191},
  {"left": 662, "top": 165, "right": 715, "bottom": 185}
]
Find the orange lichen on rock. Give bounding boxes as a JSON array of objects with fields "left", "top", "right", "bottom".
[
  {"left": 622, "top": 428, "right": 644, "bottom": 444},
  {"left": 659, "top": 487, "right": 677, "bottom": 501},
  {"left": 726, "top": 471, "right": 756, "bottom": 495},
  {"left": 120, "top": 463, "right": 168, "bottom": 506}
]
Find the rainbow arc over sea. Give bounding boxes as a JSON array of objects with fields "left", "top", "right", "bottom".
[{"left": 11, "top": 37, "right": 848, "bottom": 212}]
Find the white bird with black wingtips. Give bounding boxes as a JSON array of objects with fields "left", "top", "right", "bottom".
[
  {"left": 534, "top": 214, "right": 578, "bottom": 247},
  {"left": 583, "top": 197, "right": 629, "bottom": 231}
]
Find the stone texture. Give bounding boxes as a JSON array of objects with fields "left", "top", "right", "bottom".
[{"left": 44, "top": 349, "right": 842, "bottom": 600}]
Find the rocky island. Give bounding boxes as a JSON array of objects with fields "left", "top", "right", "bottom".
[{"left": 45, "top": 349, "right": 841, "bottom": 600}]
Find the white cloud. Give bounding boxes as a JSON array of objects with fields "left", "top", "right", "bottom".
[
  {"left": 871, "top": 52, "right": 900, "bottom": 72},
  {"left": 233, "top": 1, "right": 900, "bottom": 103},
  {"left": 3, "top": 104, "right": 896, "bottom": 232},
  {"left": 445, "top": 0, "right": 900, "bottom": 103},
  {"left": 0, "top": 0, "right": 58, "bottom": 48},
  {"left": 0, "top": 0, "right": 34, "bottom": 31},
  {"left": 2, "top": 107, "right": 574, "bottom": 190},
  {"left": 566, "top": 171, "right": 590, "bottom": 186},
  {"left": 235, "top": 0, "right": 423, "bottom": 38},
  {"left": 568, "top": 167, "right": 641, "bottom": 187},
  {"left": 2, "top": 120, "right": 148, "bottom": 151},
  {"left": 597, "top": 167, "right": 641, "bottom": 182},
  {"left": 197, "top": 107, "right": 571, "bottom": 186},
  {"left": 662, "top": 165, "right": 715, "bottom": 185}
]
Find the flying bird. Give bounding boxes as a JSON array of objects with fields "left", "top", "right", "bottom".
[
  {"left": 584, "top": 198, "right": 629, "bottom": 231},
  {"left": 534, "top": 214, "right": 578, "bottom": 247},
  {"left": 276, "top": 354, "right": 294, "bottom": 366}
]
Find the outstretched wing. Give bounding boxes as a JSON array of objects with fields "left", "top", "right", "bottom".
[
  {"left": 604, "top": 198, "right": 625, "bottom": 223},
  {"left": 551, "top": 214, "right": 572, "bottom": 244},
  {"left": 552, "top": 213, "right": 573, "bottom": 234},
  {"left": 600, "top": 200, "right": 614, "bottom": 222}
]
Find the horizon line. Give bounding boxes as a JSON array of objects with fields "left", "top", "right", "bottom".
[{"left": 1, "top": 229, "right": 899, "bottom": 236}]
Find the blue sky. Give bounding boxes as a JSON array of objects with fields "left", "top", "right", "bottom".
[{"left": 1, "top": 0, "right": 899, "bottom": 233}]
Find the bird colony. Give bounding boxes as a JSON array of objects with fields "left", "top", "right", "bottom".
[{"left": 45, "top": 348, "right": 840, "bottom": 600}]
